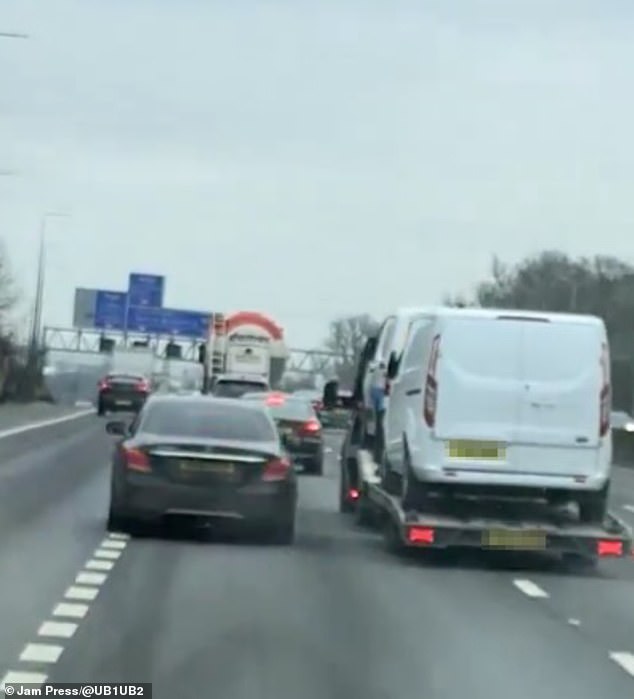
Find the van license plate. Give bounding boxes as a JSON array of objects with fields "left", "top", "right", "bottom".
[
  {"left": 482, "top": 529, "right": 546, "bottom": 551},
  {"left": 446, "top": 440, "right": 505, "bottom": 459}
]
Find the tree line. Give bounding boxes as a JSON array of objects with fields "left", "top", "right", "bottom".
[
  {"left": 320, "top": 250, "right": 634, "bottom": 411},
  {"left": 0, "top": 240, "right": 48, "bottom": 401}
]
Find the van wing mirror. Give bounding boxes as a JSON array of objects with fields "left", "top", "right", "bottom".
[{"left": 322, "top": 379, "right": 339, "bottom": 409}]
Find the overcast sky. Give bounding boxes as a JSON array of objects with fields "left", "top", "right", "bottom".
[{"left": 1, "top": 0, "right": 633, "bottom": 348}]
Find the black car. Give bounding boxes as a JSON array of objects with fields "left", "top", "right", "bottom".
[
  {"left": 242, "top": 392, "right": 324, "bottom": 475},
  {"left": 97, "top": 373, "right": 151, "bottom": 415},
  {"left": 105, "top": 394, "right": 297, "bottom": 543}
]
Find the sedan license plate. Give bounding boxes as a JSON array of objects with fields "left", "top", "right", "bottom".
[
  {"left": 115, "top": 400, "right": 132, "bottom": 406},
  {"left": 179, "top": 460, "right": 235, "bottom": 475},
  {"left": 446, "top": 440, "right": 505, "bottom": 460},
  {"left": 482, "top": 529, "right": 546, "bottom": 551}
]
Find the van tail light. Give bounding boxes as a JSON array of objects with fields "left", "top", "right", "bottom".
[
  {"left": 262, "top": 456, "right": 292, "bottom": 481},
  {"left": 599, "top": 342, "right": 610, "bottom": 437},
  {"left": 423, "top": 334, "right": 441, "bottom": 427},
  {"left": 123, "top": 447, "right": 151, "bottom": 473},
  {"left": 135, "top": 379, "right": 150, "bottom": 392},
  {"left": 298, "top": 419, "right": 321, "bottom": 436}
]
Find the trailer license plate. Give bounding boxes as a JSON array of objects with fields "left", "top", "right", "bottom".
[
  {"left": 446, "top": 440, "right": 505, "bottom": 459},
  {"left": 482, "top": 529, "right": 546, "bottom": 551}
]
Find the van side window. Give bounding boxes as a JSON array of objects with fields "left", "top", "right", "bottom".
[
  {"left": 402, "top": 320, "right": 432, "bottom": 371},
  {"left": 377, "top": 317, "right": 396, "bottom": 360}
]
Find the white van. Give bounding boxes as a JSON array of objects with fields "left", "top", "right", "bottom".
[{"left": 382, "top": 308, "right": 612, "bottom": 523}]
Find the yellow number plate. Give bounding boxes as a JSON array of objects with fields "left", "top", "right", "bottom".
[
  {"left": 446, "top": 440, "right": 505, "bottom": 459},
  {"left": 482, "top": 529, "right": 546, "bottom": 551}
]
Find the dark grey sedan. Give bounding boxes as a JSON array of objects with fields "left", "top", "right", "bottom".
[{"left": 105, "top": 394, "right": 297, "bottom": 544}]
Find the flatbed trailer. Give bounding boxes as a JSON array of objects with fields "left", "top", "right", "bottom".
[{"left": 346, "top": 450, "right": 632, "bottom": 565}]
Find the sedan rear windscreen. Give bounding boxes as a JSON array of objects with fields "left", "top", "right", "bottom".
[
  {"left": 245, "top": 397, "right": 314, "bottom": 421},
  {"left": 140, "top": 401, "right": 276, "bottom": 441},
  {"left": 213, "top": 381, "right": 268, "bottom": 398}
]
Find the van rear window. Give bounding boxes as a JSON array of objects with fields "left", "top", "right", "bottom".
[{"left": 440, "top": 319, "right": 523, "bottom": 379}]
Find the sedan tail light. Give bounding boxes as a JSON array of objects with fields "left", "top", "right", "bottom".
[
  {"left": 123, "top": 447, "right": 151, "bottom": 473},
  {"left": 262, "top": 456, "right": 292, "bottom": 481},
  {"left": 136, "top": 379, "right": 150, "bottom": 392},
  {"left": 98, "top": 379, "right": 110, "bottom": 391},
  {"left": 298, "top": 419, "right": 321, "bottom": 436}
]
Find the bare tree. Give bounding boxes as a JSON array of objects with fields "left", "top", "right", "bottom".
[{"left": 324, "top": 314, "right": 379, "bottom": 387}]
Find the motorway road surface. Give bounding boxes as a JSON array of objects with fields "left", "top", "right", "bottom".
[{"left": 1, "top": 419, "right": 634, "bottom": 698}]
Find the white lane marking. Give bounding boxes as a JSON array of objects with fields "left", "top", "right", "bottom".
[
  {"left": 610, "top": 651, "right": 634, "bottom": 677},
  {"left": 107, "top": 533, "right": 129, "bottom": 540},
  {"left": 38, "top": 621, "right": 77, "bottom": 638},
  {"left": 85, "top": 558, "right": 114, "bottom": 571},
  {"left": 100, "top": 539, "right": 126, "bottom": 549},
  {"left": 64, "top": 585, "right": 99, "bottom": 601},
  {"left": 1, "top": 671, "right": 47, "bottom": 688},
  {"left": 513, "top": 579, "right": 549, "bottom": 598},
  {"left": 568, "top": 618, "right": 581, "bottom": 626},
  {"left": 53, "top": 603, "right": 89, "bottom": 619},
  {"left": 0, "top": 408, "right": 95, "bottom": 439},
  {"left": 93, "top": 549, "right": 121, "bottom": 560},
  {"left": 76, "top": 571, "right": 107, "bottom": 585},
  {"left": 20, "top": 643, "right": 63, "bottom": 662},
  {"left": 622, "top": 505, "right": 634, "bottom": 513}
]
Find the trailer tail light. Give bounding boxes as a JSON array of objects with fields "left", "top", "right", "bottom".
[
  {"left": 407, "top": 526, "right": 435, "bottom": 544},
  {"left": 597, "top": 540, "right": 623, "bottom": 557},
  {"left": 124, "top": 448, "right": 151, "bottom": 473},
  {"left": 423, "top": 334, "right": 441, "bottom": 427},
  {"left": 262, "top": 456, "right": 292, "bottom": 482},
  {"left": 599, "top": 342, "right": 610, "bottom": 437}
]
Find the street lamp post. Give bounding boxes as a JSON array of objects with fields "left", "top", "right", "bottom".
[{"left": 29, "top": 212, "right": 68, "bottom": 353}]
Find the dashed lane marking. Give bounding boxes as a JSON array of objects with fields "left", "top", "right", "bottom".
[
  {"left": 19, "top": 643, "right": 63, "bottom": 663},
  {"left": 513, "top": 579, "right": 549, "bottom": 598},
  {"left": 38, "top": 621, "right": 77, "bottom": 638},
  {"left": 1, "top": 533, "right": 129, "bottom": 687},
  {"left": 0, "top": 671, "right": 47, "bottom": 689},
  {"left": 85, "top": 558, "right": 114, "bottom": 571},
  {"left": 610, "top": 652, "right": 634, "bottom": 678},
  {"left": 93, "top": 548, "right": 121, "bottom": 560},
  {"left": 52, "top": 603, "right": 89, "bottom": 619},
  {"left": 0, "top": 408, "right": 95, "bottom": 439},
  {"left": 76, "top": 571, "right": 107, "bottom": 585},
  {"left": 622, "top": 505, "right": 634, "bottom": 514},
  {"left": 64, "top": 585, "right": 99, "bottom": 601}
]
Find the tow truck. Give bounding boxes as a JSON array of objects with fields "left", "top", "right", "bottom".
[{"left": 335, "top": 339, "right": 632, "bottom": 567}]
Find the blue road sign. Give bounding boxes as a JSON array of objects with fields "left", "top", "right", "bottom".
[
  {"left": 126, "top": 306, "right": 210, "bottom": 338},
  {"left": 128, "top": 273, "right": 164, "bottom": 308},
  {"left": 94, "top": 290, "right": 127, "bottom": 329}
]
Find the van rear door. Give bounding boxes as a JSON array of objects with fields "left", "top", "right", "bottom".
[
  {"left": 434, "top": 317, "right": 524, "bottom": 442},
  {"left": 516, "top": 319, "right": 602, "bottom": 450}
]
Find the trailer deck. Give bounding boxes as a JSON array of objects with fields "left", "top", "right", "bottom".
[{"left": 353, "top": 451, "right": 632, "bottom": 562}]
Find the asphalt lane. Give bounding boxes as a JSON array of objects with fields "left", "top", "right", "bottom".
[{"left": 2, "top": 427, "right": 634, "bottom": 695}]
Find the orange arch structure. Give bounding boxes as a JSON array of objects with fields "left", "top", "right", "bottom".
[{"left": 224, "top": 311, "right": 283, "bottom": 340}]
